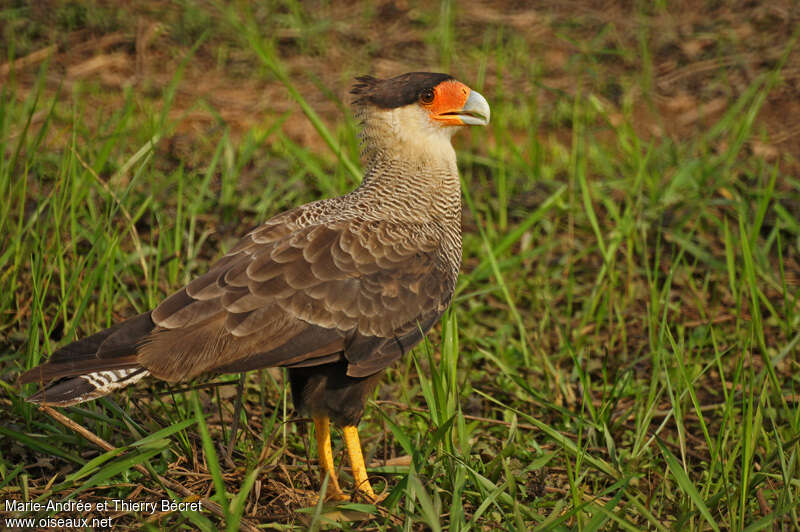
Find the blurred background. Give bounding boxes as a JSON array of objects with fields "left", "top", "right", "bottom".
[
  {"left": 5, "top": 1, "right": 799, "bottom": 166},
  {"left": 2, "top": 1, "right": 799, "bottom": 529}
]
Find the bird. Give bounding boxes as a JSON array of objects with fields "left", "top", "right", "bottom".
[{"left": 20, "top": 72, "right": 490, "bottom": 502}]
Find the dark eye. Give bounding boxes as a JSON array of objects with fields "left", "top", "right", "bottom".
[{"left": 419, "top": 88, "right": 435, "bottom": 104}]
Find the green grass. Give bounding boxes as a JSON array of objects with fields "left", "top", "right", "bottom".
[{"left": 2, "top": 1, "right": 800, "bottom": 530}]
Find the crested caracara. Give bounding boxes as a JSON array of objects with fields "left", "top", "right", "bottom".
[{"left": 20, "top": 72, "right": 490, "bottom": 502}]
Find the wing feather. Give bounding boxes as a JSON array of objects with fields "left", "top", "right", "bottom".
[{"left": 139, "top": 216, "right": 453, "bottom": 380}]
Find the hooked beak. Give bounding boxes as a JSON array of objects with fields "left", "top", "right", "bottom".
[
  {"left": 454, "top": 89, "right": 490, "bottom": 126},
  {"left": 427, "top": 80, "right": 491, "bottom": 127}
]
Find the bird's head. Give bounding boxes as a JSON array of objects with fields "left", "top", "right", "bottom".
[{"left": 351, "top": 72, "right": 490, "bottom": 166}]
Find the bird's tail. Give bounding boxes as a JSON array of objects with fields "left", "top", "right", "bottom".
[{"left": 20, "top": 312, "right": 155, "bottom": 406}]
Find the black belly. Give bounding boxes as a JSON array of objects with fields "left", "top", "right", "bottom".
[{"left": 288, "top": 360, "right": 384, "bottom": 426}]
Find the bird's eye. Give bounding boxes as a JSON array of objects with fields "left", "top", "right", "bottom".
[{"left": 419, "top": 89, "right": 435, "bottom": 104}]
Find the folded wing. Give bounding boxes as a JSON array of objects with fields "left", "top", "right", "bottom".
[{"left": 137, "top": 213, "right": 451, "bottom": 381}]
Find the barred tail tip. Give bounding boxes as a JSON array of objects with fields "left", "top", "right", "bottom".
[{"left": 25, "top": 368, "right": 149, "bottom": 407}]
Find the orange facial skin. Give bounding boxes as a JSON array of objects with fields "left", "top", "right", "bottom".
[{"left": 424, "top": 80, "right": 472, "bottom": 125}]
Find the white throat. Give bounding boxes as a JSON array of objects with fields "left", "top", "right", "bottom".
[{"left": 358, "top": 105, "right": 459, "bottom": 177}]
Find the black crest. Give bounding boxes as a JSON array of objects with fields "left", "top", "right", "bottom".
[{"left": 351, "top": 72, "right": 454, "bottom": 109}]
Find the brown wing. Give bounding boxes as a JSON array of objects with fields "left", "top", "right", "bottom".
[{"left": 135, "top": 212, "right": 452, "bottom": 381}]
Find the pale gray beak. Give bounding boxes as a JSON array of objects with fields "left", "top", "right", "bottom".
[{"left": 458, "top": 89, "right": 490, "bottom": 126}]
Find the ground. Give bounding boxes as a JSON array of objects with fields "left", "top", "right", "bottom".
[{"left": 1, "top": 1, "right": 799, "bottom": 530}]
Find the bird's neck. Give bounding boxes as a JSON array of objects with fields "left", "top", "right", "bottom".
[
  {"left": 354, "top": 110, "right": 462, "bottom": 223},
  {"left": 357, "top": 149, "right": 461, "bottom": 224}
]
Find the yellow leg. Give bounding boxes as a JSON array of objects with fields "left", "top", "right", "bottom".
[
  {"left": 313, "top": 415, "right": 347, "bottom": 501},
  {"left": 342, "top": 425, "right": 378, "bottom": 500}
]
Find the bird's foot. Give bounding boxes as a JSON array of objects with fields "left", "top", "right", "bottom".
[
  {"left": 317, "top": 485, "right": 386, "bottom": 505},
  {"left": 352, "top": 478, "right": 388, "bottom": 504},
  {"left": 355, "top": 489, "right": 387, "bottom": 505},
  {"left": 319, "top": 487, "right": 350, "bottom": 503}
]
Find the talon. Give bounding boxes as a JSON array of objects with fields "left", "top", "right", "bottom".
[
  {"left": 321, "top": 489, "right": 350, "bottom": 503},
  {"left": 357, "top": 489, "right": 388, "bottom": 504}
]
